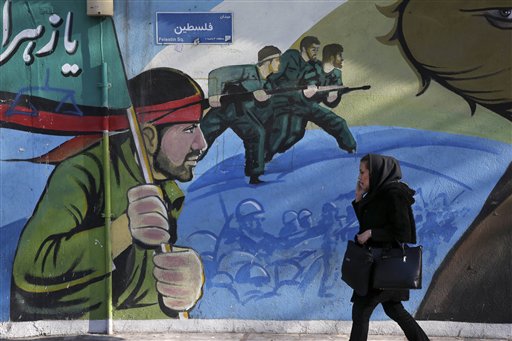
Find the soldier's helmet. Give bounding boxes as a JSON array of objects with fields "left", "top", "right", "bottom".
[
  {"left": 322, "top": 202, "right": 337, "bottom": 214},
  {"left": 258, "top": 45, "right": 282, "bottom": 64},
  {"left": 282, "top": 210, "right": 298, "bottom": 224},
  {"left": 298, "top": 209, "right": 312, "bottom": 220},
  {"left": 236, "top": 199, "right": 265, "bottom": 222},
  {"left": 235, "top": 263, "right": 271, "bottom": 286}
]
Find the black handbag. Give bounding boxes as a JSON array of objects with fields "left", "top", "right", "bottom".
[
  {"left": 341, "top": 240, "right": 374, "bottom": 296},
  {"left": 372, "top": 244, "right": 422, "bottom": 290}
]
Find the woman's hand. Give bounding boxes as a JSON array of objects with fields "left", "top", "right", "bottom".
[{"left": 357, "top": 229, "right": 372, "bottom": 244}]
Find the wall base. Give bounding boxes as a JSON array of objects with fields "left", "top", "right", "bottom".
[{"left": 1, "top": 319, "right": 510, "bottom": 339}]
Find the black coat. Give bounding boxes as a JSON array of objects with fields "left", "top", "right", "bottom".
[{"left": 351, "top": 181, "right": 417, "bottom": 303}]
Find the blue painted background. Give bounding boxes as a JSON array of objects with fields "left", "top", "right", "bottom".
[
  {"left": 175, "top": 126, "right": 509, "bottom": 319},
  {"left": 1, "top": 126, "right": 510, "bottom": 320}
]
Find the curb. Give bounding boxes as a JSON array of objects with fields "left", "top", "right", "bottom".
[{"left": 1, "top": 320, "right": 511, "bottom": 339}]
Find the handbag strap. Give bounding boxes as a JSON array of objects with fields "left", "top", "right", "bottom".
[
  {"left": 395, "top": 239, "right": 408, "bottom": 261},
  {"left": 376, "top": 240, "right": 407, "bottom": 261}
]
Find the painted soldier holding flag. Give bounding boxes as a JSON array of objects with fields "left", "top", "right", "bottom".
[
  {"left": 10, "top": 67, "right": 207, "bottom": 321},
  {"left": 1, "top": 1, "right": 205, "bottom": 321}
]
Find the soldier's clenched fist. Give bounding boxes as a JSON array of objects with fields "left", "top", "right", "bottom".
[
  {"left": 253, "top": 89, "right": 271, "bottom": 102},
  {"left": 303, "top": 85, "right": 318, "bottom": 98},
  {"left": 153, "top": 247, "right": 204, "bottom": 312},
  {"left": 127, "top": 184, "right": 170, "bottom": 247},
  {"left": 326, "top": 90, "right": 338, "bottom": 103}
]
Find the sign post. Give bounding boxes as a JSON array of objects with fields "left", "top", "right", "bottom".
[{"left": 156, "top": 12, "right": 233, "bottom": 45}]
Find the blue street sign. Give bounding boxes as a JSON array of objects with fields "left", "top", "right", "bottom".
[{"left": 156, "top": 12, "right": 233, "bottom": 45}]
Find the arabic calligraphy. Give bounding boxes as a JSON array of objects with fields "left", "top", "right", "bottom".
[
  {"left": 23, "top": 41, "right": 36, "bottom": 64},
  {"left": 174, "top": 22, "right": 214, "bottom": 35},
  {"left": 36, "top": 13, "right": 62, "bottom": 57},
  {"left": 0, "top": 0, "right": 80, "bottom": 75},
  {"left": 64, "top": 11, "right": 78, "bottom": 54},
  {"left": 1, "top": 25, "right": 44, "bottom": 65},
  {"left": 157, "top": 12, "right": 232, "bottom": 45},
  {"left": 62, "top": 63, "right": 81, "bottom": 76},
  {"left": 2, "top": 0, "right": 10, "bottom": 46}
]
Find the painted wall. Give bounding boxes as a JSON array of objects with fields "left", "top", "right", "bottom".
[{"left": 1, "top": 0, "right": 511, "bottom": 329}]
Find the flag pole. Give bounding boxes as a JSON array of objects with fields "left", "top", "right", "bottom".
[
  {"left": 125, "top": 106, "right": 190, "bottom": 320},
  {"left": 125, "top": 105, "right": 171, "bottom": 252},
  {"left": 126, "top": 106, "right": 154, "bottom": 184}
]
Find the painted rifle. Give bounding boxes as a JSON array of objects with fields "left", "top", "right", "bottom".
[{"left": 217, "top": 84, "right": 371, "bottom": 107}]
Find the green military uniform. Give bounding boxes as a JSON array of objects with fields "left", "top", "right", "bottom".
[
  {"left": 265, "top": 49, "right": 319, "bottom": 158},
  {"left": 10, "top": 135, "right": 184, "bottom": 321},
  {"left": 201, "top": 64, "right": 272, "bottom": 178},
  {"left": 280, "top": 65, "right": 355, "bottom": 153},
  {"left": 320, "top": 67, "right": 343, "bottom": 108},
  {"left": 266, "top": 50, "right": 356, "bottom": 159}
]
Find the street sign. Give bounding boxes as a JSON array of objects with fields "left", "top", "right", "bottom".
[{"left": 156, "top": 12, "right": 233, "bottom": 45}]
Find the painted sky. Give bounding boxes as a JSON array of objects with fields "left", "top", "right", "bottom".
[{"left": 144, "top": 0, "right": 346, "bottom": 91}]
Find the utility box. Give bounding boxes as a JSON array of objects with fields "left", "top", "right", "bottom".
[{"left": 87, "top": 0, "right": 114, "bottom": 16}]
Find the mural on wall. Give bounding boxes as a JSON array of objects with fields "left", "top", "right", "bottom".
[
  {"left": 8, "top": 67, "right": 207, "bottom": 321},
  {"left": 378, "top": 0, "right": 512, "bottom": 322},
  {"left": 0, "top": 0, "right": 129, "bottom": 321},
  {"left": 188, "top": 186, "right": 469, "bottom": 307},
  {"left": 200, "top": 39, "right": 369, "bottom": 184},
  {"left": 146, "top": 0, "right": 511, "bottom": 322},
  {"left": 1, "top": 0, "right": 511, "bottom": 325},
  {"left": 379, "top": 0, "right": 511, "bottom": 121},
  {"left": 1, "top": 1, "right": 205, "bottom": 321},
  {"left": 0, "top": 0, "right": 132, "bottom": 132}
]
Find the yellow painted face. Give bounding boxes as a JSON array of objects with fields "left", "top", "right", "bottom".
[
  {"left": 306, "top": 44, "right": 321, "bottom": 61},
  {"left": 334, "top": 53, "right": 343, "bottom": 69},
  {"left": 154, "top": 123, "right": 207, "bottom": 182},
  {"left": 400, "top": 0, "right": 512, "bottom": 117},
  {"left": 270, "top": 57, "right": 281, "bottom": 74}
]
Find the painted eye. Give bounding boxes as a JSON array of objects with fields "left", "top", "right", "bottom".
[
  {"left": 484, "top": 8, "right": 512, "bottom": 29},
  {"left": 498, "top": 9, "right": 512, "bottom": 18},
  {"left": 183, "top": 124, "right": 199, "bottom": 134}
]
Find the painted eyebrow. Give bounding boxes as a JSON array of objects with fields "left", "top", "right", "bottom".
[{"left": 183, "top": 123, "right": 199, "bottom": 131}]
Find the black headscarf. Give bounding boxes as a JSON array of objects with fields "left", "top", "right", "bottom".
[
  {"left": 360, "top": 154, "right": 415, "bottom": 206},
  {"left": 368, "top": 154, "right": 401, "bottom": 192}
]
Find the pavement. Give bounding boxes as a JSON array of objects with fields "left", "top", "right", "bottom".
[{"left": 1, "top": 333, "right": 507, "bottom": 341}]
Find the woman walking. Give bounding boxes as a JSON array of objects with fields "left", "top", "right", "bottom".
[{"left": 349, "top": 154, "right": 429, "bottom": 341}]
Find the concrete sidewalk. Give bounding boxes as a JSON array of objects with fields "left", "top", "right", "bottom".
[
  {"left": 2, "top": 333, "right": 508, "bottom": 341},
  {"left": 2, "top": 320, "right": 510, "bottom": 340}
]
